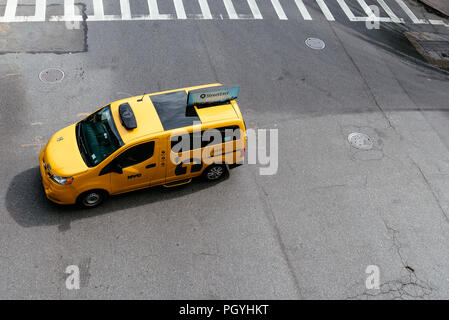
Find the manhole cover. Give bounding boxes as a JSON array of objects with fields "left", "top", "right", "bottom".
[
  {"left": 39, "top": 68, "right": 65, "bottom": 83},
  {"left": 348, "top": 133, "right": 373, "bottom": 150},
  {"left": 305, "top": 38, "right": 325, "bottom": 50}
]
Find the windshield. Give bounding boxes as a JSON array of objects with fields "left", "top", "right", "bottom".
[{"left": 76, "top": 105, "right": 123, "bottom": 167}]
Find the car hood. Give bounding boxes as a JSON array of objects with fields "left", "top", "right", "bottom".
[{"left": 43, "top": 124, "right": 88, "bottom": 177}]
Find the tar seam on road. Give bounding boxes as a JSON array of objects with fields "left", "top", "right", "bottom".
[{"left": 253, "top": 173, "right": 304, "bottom": 299}]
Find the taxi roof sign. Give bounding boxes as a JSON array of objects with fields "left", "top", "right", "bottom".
[{"left": 187, "top": 85, "right": 240, "bottom": 107}]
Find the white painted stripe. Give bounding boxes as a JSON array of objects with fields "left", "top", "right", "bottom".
[
  {"left": 34, "top": 0, "right": 47, "bottom": 21},
  {"left": 147, "top": 0, "right": 172, "bottom": 20},
  {"left": 247, "top": 0, "right": 263, "bottom": 19},
  {"left": 316, "top": 0, "right": 335, "bottom": 21},
  {"left": 4, "top": 0, "right": 18, "bottom": 20},
  {"left": 429, "top": 19, "right": 448, "bottom": 27},
  {"left": 92, "top": 0, "right": 105, "bottom": 19},
  {"left": 357, "top": 0, "right": 393, "bottom": 22},
  {"left": 223, "top": 0, "right": 239, "bottom": 19},
  {"left": 271, "top": 0, "right": 287, "bottom": 20},
  {"left": 336, "top": 0, "right": 359, "bottom": 21},
  {"left": 377, "top": 0, "right": 403, "bottom": 23},
  {"left": 198, "top": 0, "right": 212, "bottom": 19},
  {"left": 357, "top": 0, "right": 377, "bottom": 19},
  {"left": 120, "top": 0, "right": 132, "bottom": 20},
  {"left": 294, "top": 0, "right": 312, "bottom": 20},
  {"left": 174, "top": 0, "right": 187, "bottom": 19},
  {"left": 64, "top": 0, "right": 75, "bottom": 19},
  {"left": 395, "top": 0, "right": 427, "bottom": 24}
]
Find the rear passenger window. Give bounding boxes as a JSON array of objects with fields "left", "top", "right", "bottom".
[
  {"left": 116, "top": 141, "right": 155, "bottom": 168},
  {"left": 171, "top": 126, "right": 242, "bottom": 151}
]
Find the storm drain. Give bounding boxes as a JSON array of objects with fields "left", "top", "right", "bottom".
[
  {"left": 348, "top": 133, "right": 373, "bottom": 150},
  {"left": 39, "top": 68, "right": 65, "bottom": 83},
  {"left": 305, "top": 38, "right": 325, "bottom": 50}
]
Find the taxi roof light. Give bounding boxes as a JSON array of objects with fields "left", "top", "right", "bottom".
[
  {"left": 187, "top": 85, "right": 239, "bottom": 107},
  {"left": 119, "top": 103, "right": 137, "bottom": 130}
]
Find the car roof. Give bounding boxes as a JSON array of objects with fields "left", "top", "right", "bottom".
[{"left": 110, "top": 84, "right": 241, "bottom": 145}]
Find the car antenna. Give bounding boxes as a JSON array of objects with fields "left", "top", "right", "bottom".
[{"left": 137, "top": 92, "right": 145, "bottom": 102}]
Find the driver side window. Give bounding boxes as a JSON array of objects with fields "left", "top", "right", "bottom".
[
  {"left": 100, "top": 141, "right": 155, "bottom": 175},
  {"left": 115, "top": 141, "right": 155, "bottom": 168}
]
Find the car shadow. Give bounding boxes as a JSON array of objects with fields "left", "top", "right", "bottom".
[{"left": 6, "top": 167, "right": 228, "bottom": 231}]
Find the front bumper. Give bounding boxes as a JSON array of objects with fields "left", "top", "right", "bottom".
[{"left": 39, "top": 151, "right": 77, "bottom": 205}]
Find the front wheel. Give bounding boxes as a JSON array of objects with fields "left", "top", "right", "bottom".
[
  {"left": 203, "top": 164, "right": 228, "bottom": 181},
  {"left": 77, "top": 190, "right": 107, "bottom": 208}
]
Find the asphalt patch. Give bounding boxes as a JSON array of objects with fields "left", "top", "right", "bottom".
[{"left": 0, "top": 4, "right": 87, "bottom": 54}]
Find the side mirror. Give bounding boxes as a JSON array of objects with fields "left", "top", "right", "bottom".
[{"left": 114, "top": 163, "right": 123, "bottom": 174}]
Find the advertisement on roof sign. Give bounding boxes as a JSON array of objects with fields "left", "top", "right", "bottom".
[{"left": 187, "top": 85, "right": 240, "bottom": 107}]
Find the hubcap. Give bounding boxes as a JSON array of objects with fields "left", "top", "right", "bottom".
[
  {"left": 83, "top": 192, "right": 101, "bottom": 206},
  {"left": 207, "top": 166, "right": 223, "bottom": 180}
]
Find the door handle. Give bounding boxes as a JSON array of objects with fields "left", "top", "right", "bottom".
[{"left": 146, "top": 163, "right": 156, "bottom": 169}]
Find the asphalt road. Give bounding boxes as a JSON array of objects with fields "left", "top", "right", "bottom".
[{"left": 1, "top": 0, "right": 449, "bottom": 299}]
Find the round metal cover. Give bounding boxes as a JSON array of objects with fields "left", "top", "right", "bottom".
[
  {"left": 39, "top": 68, "right": 64, "bottom": 83},
  {"left": 348, "top": 132, "right": 373, "bottom": 150},
  {"left": 305, "top": 38, "right": 325, "bottom": 50}
]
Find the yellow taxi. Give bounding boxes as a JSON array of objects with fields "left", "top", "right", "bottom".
[{"left": 39, "top": 84, "right": 247, "bottom": 207}]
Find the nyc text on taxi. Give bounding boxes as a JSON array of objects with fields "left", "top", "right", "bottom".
[{"left": 40, "top": 84, "right": 247, "bottom": 207}]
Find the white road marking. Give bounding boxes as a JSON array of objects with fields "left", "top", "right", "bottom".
[
  {"left": 120, "top": 0, "right": 132, "bottom": 20},
  {"left": 357, "top": 0, "right": 380, "bottom": 20},
  {"left": 92, "top": 0, "right": 105, "bottom": 20},
  {"left": 49, "top": 0, "right": 82, "bottom": 22},
  {"left": 4, "top": 0, "right": 17, "bottom": 21},
  {"left": 316, "top": 0, "right": 335, "bottom": 21},
  {"left": 429, "top": 19, "right": 448, "bottom": 27},
  {"left": 395, "top": 0, "right": 427, "bottom": 24},
  {"left": 247, "top": 0, "right": 263, "bottom": 19},
  {"left": 198, "top": 0, "right": 213, "bottom": 19},
  {"left": 377, "top": 0, "right": 403, "bottom": 23},
  {"left": 337, "top": 0, "right": 362, "bottom": 21},
  {"left": 223, "top": 0, "right": 239, "bottom": 19},
  {"left": 0, "top": 0, "right": 446, "bottom": 28},
  {"left": 356, "top": 0, "right": 401, "bottom": 23},
  {"left": 64, "top": 0, "right": 75, "bottom": 20},
  {"left": 147, "top": 0, "right": 172, "bottom": 20},
  {"left": 271, "top": 0, "right": 288, "bottom": 20},
  {"left": 174, "top": 0, "right": 187, "bottom": 19},
  {"left": 34, "top": 0, "right": 46, "bottom": 22},
  {"left": 336, "top": 0, "right": 392, "bottom": 22},
  {"left": 295, "top": 0, "right": 312, "bottom": 20}
]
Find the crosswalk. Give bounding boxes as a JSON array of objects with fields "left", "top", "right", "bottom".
[{"left": 0, "top": 0, "right": 447, "bottom": 27}]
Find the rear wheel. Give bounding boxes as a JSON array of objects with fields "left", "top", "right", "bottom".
[
  {"left": 203, "top": 164, "right": 227, "bottom": 181},
  {"left": 77, "top": 190, "right": 107, "bottom": 208}
]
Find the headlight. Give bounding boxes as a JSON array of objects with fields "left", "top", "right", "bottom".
[{"left": 50, "top": 175, "right": 74, "bottom": 185}]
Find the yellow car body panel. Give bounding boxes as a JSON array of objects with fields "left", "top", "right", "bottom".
[
  {"left": 39, "top": 84, "right": 246, "bottom": 205},
  {"left": 43, "top": 124, "right": 88, "bottom": 177}
]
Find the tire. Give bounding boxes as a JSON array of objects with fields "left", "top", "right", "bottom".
[
  {"left": 203, "top": 164, "right": 228, "bottom": 181},
  {"left": 77, "top": 190, "right": 107, "bottom": 208}
]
